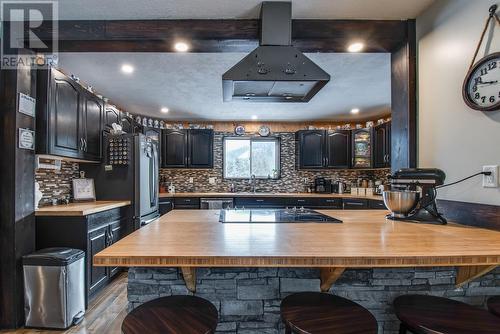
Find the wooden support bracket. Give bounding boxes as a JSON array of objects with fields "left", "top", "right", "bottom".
[
  {"left": 320, "top": 267, "right": 346, "bottom": 292},
  {"left": 181, "top": 267, "right": 197, "bottom": 293},
  {"left": 456, "top": 265, "right": 497, "bottom": 288}
]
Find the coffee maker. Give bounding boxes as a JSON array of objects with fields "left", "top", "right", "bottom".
[
  {"left": 314, "top": 177, "right": 332, "bottom": 193},
  {"left": 384, "top": 168, "right": 447, "bottom": 225}
]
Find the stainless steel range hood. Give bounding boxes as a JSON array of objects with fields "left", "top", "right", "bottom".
[{"left": 222, "top": 2, "right": 330, "bottom": 102}]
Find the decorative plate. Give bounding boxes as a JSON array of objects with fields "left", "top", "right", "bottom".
[
  {"left": 234, "top": 125, "right": 245, "bottom": 135},
  {"left": 258, "top": 125, "right": 270, "bottom": 137}
]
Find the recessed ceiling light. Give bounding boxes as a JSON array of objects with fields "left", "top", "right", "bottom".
[
  {"left": 351, "top": 108, "right": 360, "bottom": 114},
  {"left": 174, "top": 42, "right": 190, "bottom": 52},
  {"left": 161, "top": 107, "right": 169, "bottom": 113},
  {"left": 251, "top": 115, "right": 258, "bottom": 120},
  {"left": 121, "top": 64, "right": 134, "bottom": 74},
  {"left": 347, "top": 42, "right": 364, "bottom": 53}
]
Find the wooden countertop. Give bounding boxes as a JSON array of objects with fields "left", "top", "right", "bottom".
[
  {"left": 35, "top": 201, "right": 131, "bottom": 216},
  {"left": 94, "top": 209, "right": 500, "bottom": 268},
  {"left": 160, "top": 192, "right": 383, "bottom": 201}
]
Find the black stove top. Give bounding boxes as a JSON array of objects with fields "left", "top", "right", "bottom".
[{"left": 219, "top": 208, "right": 342, "bottom": 224}]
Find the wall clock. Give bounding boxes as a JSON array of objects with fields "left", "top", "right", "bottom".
[
  {"left": 462, "top": 5, "right": 500, "bottom": 111},
  {"left": 463, "top": 52, "right": 500, "bottom": 111}
]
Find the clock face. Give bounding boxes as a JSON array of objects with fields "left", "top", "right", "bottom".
[{"left": 464, "top": 52, "right": 500, "bottom": 111}]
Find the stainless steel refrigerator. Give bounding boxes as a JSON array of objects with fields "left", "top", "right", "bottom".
[{"left": 82, "top": 133, "right": 159, "bottom": 229}]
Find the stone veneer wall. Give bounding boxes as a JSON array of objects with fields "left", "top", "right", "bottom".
[
  {"left": 35, "top": 160, "right": 80, "bottom": 206},
  {"left": 127, "top": 267, "right": 500, "bottom": 334},
  {"left": 160, "top": 132, "right": 390, "bottom": 193}
]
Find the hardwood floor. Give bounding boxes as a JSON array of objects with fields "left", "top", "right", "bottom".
[{"left": 1, "top": 272, "right": 128, "bottom": 334}]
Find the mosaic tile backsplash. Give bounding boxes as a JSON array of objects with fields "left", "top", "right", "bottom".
[
  {"left": 160, "top": 132, "right": 390, "bottom": 193},
  {"left": 35, "top": 160, "right": 80, "bottom": 206}
]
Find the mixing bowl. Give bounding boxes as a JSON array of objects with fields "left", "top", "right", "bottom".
[{"left": 382, "top": 190, "right": 420, "bottom": 218}]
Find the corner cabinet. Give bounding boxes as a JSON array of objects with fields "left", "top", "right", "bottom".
[
  {"left": 161, "top": 129, "right": 213, "bottom": 168},
  {"left": 36, "top": 68, "right": 104, "bottom": 162},
  {"left": 296, "top": 130, "right": 351, "bottom": 169},
  {"left": 373, "top": 121, "right": 391, "bottom": 168}
]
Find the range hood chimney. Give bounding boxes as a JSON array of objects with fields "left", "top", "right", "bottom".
[{"left": 222, "top": 1, "right": 330, "bottom": 102}]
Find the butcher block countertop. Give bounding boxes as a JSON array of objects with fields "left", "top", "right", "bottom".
[
  {"left": 35, "top": 201, "right": 131, "bottom": 216},
  {"left": 94, "top": 209, "right": 500, "bottom": 268},
  {"left": 160, "top": 192, "right": 383, "bottom": 201}
]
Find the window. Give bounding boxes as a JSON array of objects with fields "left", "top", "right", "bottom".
[{"left": 223, "top": 137, "right": 280, "bottom": 179}]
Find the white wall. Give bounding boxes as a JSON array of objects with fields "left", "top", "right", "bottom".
[{"left": 417, "top": 0, "right": 500, "bottom": 205}]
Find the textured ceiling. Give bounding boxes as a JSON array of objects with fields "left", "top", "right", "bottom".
[
  {"left": 50, "top": 0, "right": 434, "bottom": 20},
  {"left": 58, "top": 52, "right": 391, "bottom": 121}
]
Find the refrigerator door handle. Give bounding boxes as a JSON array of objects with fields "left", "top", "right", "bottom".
[{"left": 150, "top": 143, "right": 158, "bottom": 208}]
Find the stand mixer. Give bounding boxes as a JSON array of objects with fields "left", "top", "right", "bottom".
[{"left": 383, "top": 168, "right": 447, "bottom": 225}]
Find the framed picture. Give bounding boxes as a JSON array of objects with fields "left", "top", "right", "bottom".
[{"left": 72, "top": 178, "right": 96, "bottom": 201}]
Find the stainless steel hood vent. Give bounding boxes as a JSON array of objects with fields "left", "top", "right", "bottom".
[{"left": 222, "top": 2, "right": 330, "bottom": 102}]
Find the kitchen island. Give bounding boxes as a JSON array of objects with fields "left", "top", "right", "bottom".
[{"left": 94, "top": 210, "right": 500, "bottom": 334}]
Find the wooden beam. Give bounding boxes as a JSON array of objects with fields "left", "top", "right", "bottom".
[
  {"left": 181, "top": 267, "right": 197, "bottom": 293},
  {"left": 320, "top": 268, "right": 346, "bottom": 292},
  {"left": 456, "top": 265, "right": 498, "bottom": 288},
  {"left": 31, "top": 19, "right": 408, "bottom": 53},
  {"left": 390, "top": 19, "right": 416, "bottom": 172}
]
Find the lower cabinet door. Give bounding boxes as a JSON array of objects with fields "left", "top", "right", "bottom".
[
  {"left": 88, "top": 225, "right": 109, "bottom": 295},
  {"left": 108, "top": 219, "right": 127, "bottom": 278}
]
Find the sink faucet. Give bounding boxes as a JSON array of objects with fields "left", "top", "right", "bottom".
[{"left": 249, "top": 174, "right": 257, "bottom": 193}]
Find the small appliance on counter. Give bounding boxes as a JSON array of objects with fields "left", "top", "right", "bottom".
[
  {"left": 383, "top": 168, "right": 447, "bottom": 225},
  {"left": 314, "top": 177, "right": 332, "bottom": 193},
  {"left": 81, "top": 133, "right": 159, "bottom": 230}
]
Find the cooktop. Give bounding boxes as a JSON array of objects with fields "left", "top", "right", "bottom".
[{"left": 219, "top": 208, "right": 342, "bottom": 224}]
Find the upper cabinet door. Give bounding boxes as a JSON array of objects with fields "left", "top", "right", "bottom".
[
  {"left": 352, "top": 128, "right": 373, "bottom": 169},
  {"left": 297, "top": 130, "right": 325, "bottom": 169},
  {"left": 104, "top": 107, "right": 121, "bottom": 132},
  {"left": 51, "top": 71, "right": 82, "bottom": 158},
  {"left": 82, "top": 93, "right": 104, "bottom": 161},
  {"left": 373, "top": 123, "right": 387, "bottom": 168},
  {"left": 385, "top": 121, "right": 391, "bottom": 167},
  {"left": 188, "top": 130, "right": 214, "bottom": 168},
  {"left": 326, "top": 130, "right": 351, "bottom": 169},
  {"left": 161, "top": 130, "right": 187, "bottom": 168}
]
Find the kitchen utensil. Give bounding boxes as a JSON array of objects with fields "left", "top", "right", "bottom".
[{"left": 383, "top": 190, "right": 420, "bottom": 218}]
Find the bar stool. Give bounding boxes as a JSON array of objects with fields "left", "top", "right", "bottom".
[
  {"left": 280, "top": 292, "right": 377, "bottom": 334},
  {"left": 487, "top": 296, "right": 500, "bottom": 317},
  {"left": 122, "top": 295, "right": 218, "bottom": 334},
  {"left": 394, "top": 294, "right": 500, "bottom": 334}
]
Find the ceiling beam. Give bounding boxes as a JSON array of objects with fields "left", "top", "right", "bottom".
[{"left": 33, "top": 19, "right": 408, "bottom": 53}]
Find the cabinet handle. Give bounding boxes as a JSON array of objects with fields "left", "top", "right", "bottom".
[
  {"left": 345, "top": 202, "right": 364, "bottom": 206},
  {"left": 80, "top": 138, "right": 84, "bottom": 150},
  {"left": 255, "top": 199, "right": 264, "bottom": 202},
  {"left": 184, "top": 199, "right": 191, "bottom": 202},
  {"left": 297, "top": 199, "right": 305, "bottom": 202},
  {"left": 325, "top": 157, "right": 329, "bottom": 166},
  {"left": 84, "top": 138, "right": 87, "bottom": 152}
]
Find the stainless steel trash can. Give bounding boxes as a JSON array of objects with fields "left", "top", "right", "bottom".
[{"left": 23, "top": 248, "right": 85, "bottom": 329}]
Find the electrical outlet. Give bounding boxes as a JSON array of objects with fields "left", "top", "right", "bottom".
[
  {"left": 208, "top": 177, "right": 216, "bottom": 185},
  {"left": 482, "top": 165, "right": 498, "bottom": 188},
  {"left": 189, "top": 177, "right": 194, "bottom": 183}
]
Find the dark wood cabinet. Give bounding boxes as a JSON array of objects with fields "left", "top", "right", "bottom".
[
  {"left": 351, "top": 128, "right": 373, "bottom": 169},
  {"left": 173, "top": 197, "right": 200, "bottom": 209},
  {"left": 104, "top": 106, "right": 122, "bottom": 132},
  {"left": 36, "top": 206, "right": 132, "bottom": 306},
  {"left": 81, "top": 93, "right": 104, "bottom": 160},
  {"left": 369, "top": 199, "right": 387, "bottom": 210},
  {"left": 296, "top": 130, "right": 351, "bottom": 169},
  {"left": 161, "top": 129, "right": 213, "bottom": 168},
  {"left": 188, "top": 130, "right": 214, "bottom": 168},
  {"left": 373, "top": 122, "right": 391, "bottom": 168},
  {"left": 88, "top": 225, "right": 108, "bottom": 295},
  {"left": 286, "top": 197, "right": 342, "bottom": 209},
  {"left": 343, "top": 198, "right": 369, "bottom": 209},
  {"left": 162, "top": 130, "right": 187, "bottom": 167},
  {"left": 234, "top": 197, "right": 286, "bottom": 208},
  {"left": 326, "top": 130, "right": 351, "bottom": 169},
  {"left": 296, "top": 130, "right": 325, "bottom": 169},
  {"left": 36, "top": 68, "right": 104, "bottom": 162},
  {"left": 159, "top": 199, "right": 174, "bottom": 215}
]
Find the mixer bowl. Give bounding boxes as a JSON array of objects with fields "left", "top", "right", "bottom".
[{"left": 382, "top": 190, "right": 420, "bottom": 218}]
